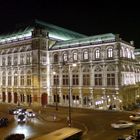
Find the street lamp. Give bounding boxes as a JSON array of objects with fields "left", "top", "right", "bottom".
[
  {"left": 53, "top": 71, "right": 58, "bottom": 111},
  {"left": 67, "top": 63, "right": 77, "bottom": 127}
]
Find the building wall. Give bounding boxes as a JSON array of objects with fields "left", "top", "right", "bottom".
[{"left": 0, "top": 26, "right": 140, "bottom": 110}]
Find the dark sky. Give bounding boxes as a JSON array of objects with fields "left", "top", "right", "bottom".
[{"left": 0, "top": 0, "right": 140, "bottom": 47}]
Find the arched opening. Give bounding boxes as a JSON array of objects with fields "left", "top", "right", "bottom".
[
  {"left": 2, "top": 92, "right": 6, "bottom": 102},
  {"left": 27, "top": 94, "right": 32, "bottom": 105},
  {"left": 8, "top": 92, "right": 12, "bottom": 103},
  {"left": 41, "top": 93, "right": 48, "bottom": 106},
  {"left": 14, "top": 92, "right": 18, "bottom": 103}
]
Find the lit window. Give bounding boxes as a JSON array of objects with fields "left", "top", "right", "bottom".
[
  {"left": 63, "top": 53, "right": 68, "bottom": 62},
  {"left": 73, "top": 52, "right": 78, "bottom": 61},
  {"left": 95, "top": 49, "right": 100, "bottom": 59},
  {"left": 83, "top": 51, "right": 88, "bottom": 60},
  {"left": 107, "top": 48, "right": 113, "bottom": 58}
]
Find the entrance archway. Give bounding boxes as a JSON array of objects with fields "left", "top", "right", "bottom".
[
  {"left": 41, "top": 93, "right": 48, "bottom": 106},
  {"left": 14, "top": 92, "right": 18, "bottom": 103},
  {"left": 8, "top": 92, "right": 12, "bottom": 103},
  {"left": 2, "top": 92, "right": 6, "bottom": 102}
]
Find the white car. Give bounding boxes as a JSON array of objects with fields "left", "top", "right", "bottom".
[
  {"left": 111, "top": 120, "right": 135, "bottom": 129},
  {"left": 129, "top": 114, "right": 140, "bottom": 121},
  {"left": 26, "top": 109, "right": 36, "bottom": 118},
  {"left": 118, "top": 134, "right": 136, "bottom": 140}
]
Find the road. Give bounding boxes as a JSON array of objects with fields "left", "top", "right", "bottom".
[{"left": 0, "top": 103, "right": 136, "bottom": 140}]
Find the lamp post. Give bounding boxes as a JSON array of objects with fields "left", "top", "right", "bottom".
[
  {"left": 53, "top": 71, "right": 58, "bottom": 111},
  {"left": 67, "top": 63, "right": 77, "bottom": 127}
]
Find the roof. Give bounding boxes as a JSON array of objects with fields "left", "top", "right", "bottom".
[
  {"left": 50, "top": 33, "right": 116, "bottom": 50},
  {"left": 0, "top": 19, "right": 87, "bottom": 44}
]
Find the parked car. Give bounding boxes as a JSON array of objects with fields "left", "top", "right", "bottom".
[
  {"left": 0, "top": 117, "right": 8, "bottom": 127},
  {"left": 129, "top": 114, "right": 140, "bottom": 121},
  {"left": 17, "top": 114, "right": 26, "bottom": 123},
  {"left": 117, "top": 134, "right": 136, "bottom": 140},
  {"left": 26, "top": 109, "right": 35, "bottom": 118},
  {"left": 111, "top": 120, "right": 135, "bottom": 129}
]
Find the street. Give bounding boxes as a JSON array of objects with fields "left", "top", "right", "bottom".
[{"left": 0, "top": 103, "right": 136, "bottom": 140}]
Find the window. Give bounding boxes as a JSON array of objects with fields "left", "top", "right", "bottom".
[
  {"left": 63, "top": 53, "right": 68, "bottom": 62},
  {"left": 27, "top": 75, "right": 31, "bottom": 86},
  {"left": 27, "top": 71, "right": 32, "bottom": 86},
  {"left": 72, "top": 74, "right": 79, "bottom": 85},
  {"left": 83, "top": 74, "right": 90, "bottom": 85},
  {"left": 20, "top": 76, "right": 24, "bottom": 86},
  {"left": 20, "top": 54, "right": 24, "bottom": 64},
  {"left": 107, "top": 73, "right": 115, "bottom": 86},
  {"left": 14, "top": 75, "right": 18, "bottom": 86},
  {"left": 26, "top": 53, "right": 32, "bottom": 64},
  {"left": 95, "top": 74, "right": 102, "bottom": 85},
  {"left": 8, "top": 72, "right": 12, "bottom": 86},
  {"left": 107, "top": 48, "right": 113, "bottom": 58},
  {"left": 54, "top": 75, "right": 59, "bottom": 85},
  {"left": 73, "top": 52, "right": 78, "bottom": 61},
  {"left": 41, "top": 52, "right": 46, "bottom": 64},
  {"left": 2, "top": 72, "right": 6, "bottom": 86},
  {"left": 14, "top": 55, "right": 18, "bottom": 65},
  {"left": 54, "top": 54, "right": 59, "bottom": 63},
  {"left": 95, "top": 49, "right": 100, "bottom": 59},
  {"left": 83, "top": 51, "right": 88, "bottom": 60},
  {"left": 2, "top": 57, "right": 6, "bottom": 66},
  {"left": 63, "top": 75, "right": 68, "bottom": 85},
  {"left": 7, "top": 56, "right": 12, "bottom": 65}
]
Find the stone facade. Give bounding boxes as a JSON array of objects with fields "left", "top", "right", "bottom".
[{"left": 0, "top": 20, "right": 140, "bottom": 110}]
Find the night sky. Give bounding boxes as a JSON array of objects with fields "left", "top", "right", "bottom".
[{"left": 0, "top": 0, "right": 140, "bottom": 47}]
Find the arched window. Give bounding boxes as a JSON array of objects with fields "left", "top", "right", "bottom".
[
  {"left": 107, "top": 48, "right": 113, "bottom": 58},
  {"left": 83, "top": 50, "right": 88, "bottom": 60},
  {"left": 63, "top": 53, "right": 68, "bottom": 62},
  {"left": 54, "top": 54, "right": 59, "bottom": 63},
  {"left": 95, "top": 49, "right": 100, "bottom": 59},
  {"left": 73, "top": 52, "right": 78, "bottom": 61}
]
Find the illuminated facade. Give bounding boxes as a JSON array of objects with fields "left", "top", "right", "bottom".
[{"left": 0, "top": 19, "right": 140, "bottom": 110}]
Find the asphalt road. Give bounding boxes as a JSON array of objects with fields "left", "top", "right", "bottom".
[{"left": 0, "top": 103, "right": 136, "bottom": 140}]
